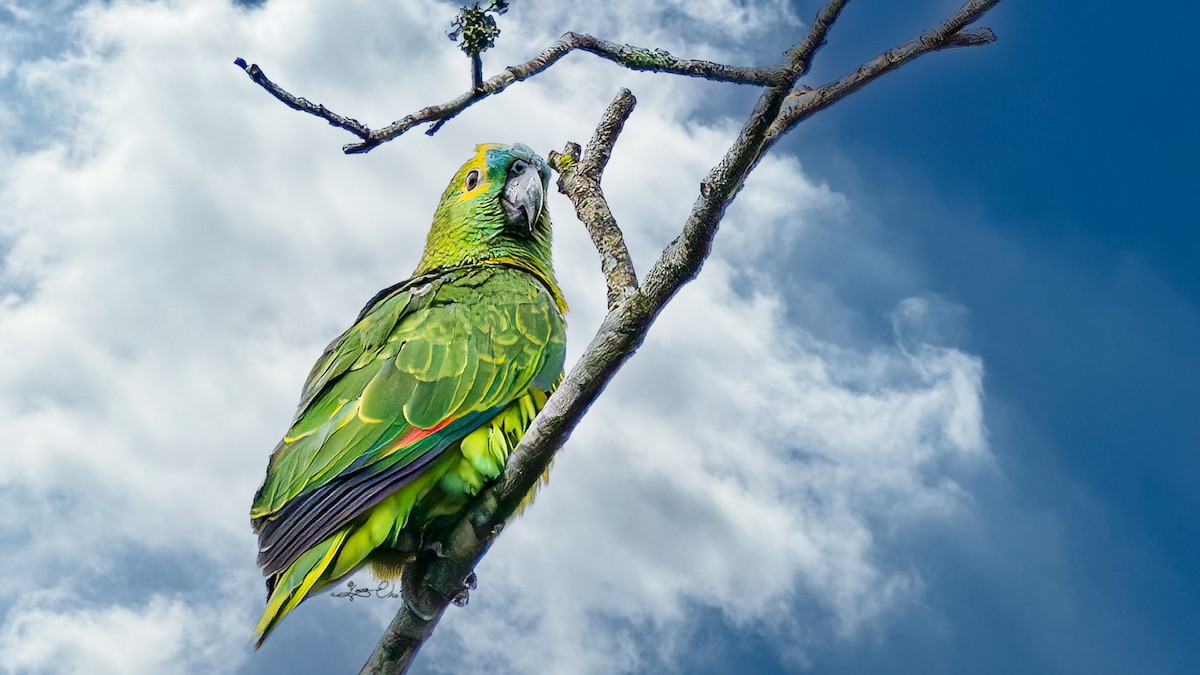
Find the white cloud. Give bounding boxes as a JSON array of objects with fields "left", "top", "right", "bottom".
[
  {"left": 0, "top": 1, "right": 989, "bottom": 673},
  {"left": 0, "top": 593, "right": 251, "bottom": 675}
]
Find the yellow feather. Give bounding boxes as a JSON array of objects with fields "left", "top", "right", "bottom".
[{"left": 252, "top": 528, "right": 349, "bottom": 647}]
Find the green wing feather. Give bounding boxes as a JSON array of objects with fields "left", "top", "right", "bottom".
[{"left": 250, "top": 265, "right": 565, "bottom": 558}]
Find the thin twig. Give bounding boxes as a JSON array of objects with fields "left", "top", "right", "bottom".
[
  {"left": 471, "top": 53, "right": 483, "bottom": 92},
  {"left": 549, "top": 90, "right": 640, "bottom": 310},
  {"left": 233, "top": 58, "right": 371, "bottom": 139}
]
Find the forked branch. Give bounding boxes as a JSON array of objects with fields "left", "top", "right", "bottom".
[
  {"left": 549, "top": 89, "right": 640, "bottom": 310},
  {"left": 236, "top": 33, "right": 785, "bottom": 155},
  {"left": 235, "top": 0, "right": 1001, "bottom": 155},
  {"left": 237, "top": 1, "right": 1004, "bottom": 673}
]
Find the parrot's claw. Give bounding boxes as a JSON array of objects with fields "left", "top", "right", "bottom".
[
  {"left": 451, "top": 572, "right": 478, "bottom": 607},
  {"left": 452, "top": 589, "right": 470, "bottom": 607}
]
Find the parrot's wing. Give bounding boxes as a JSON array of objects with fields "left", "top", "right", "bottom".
[{"left": 250, "top": 266, "right": 564, "bottom": 577}]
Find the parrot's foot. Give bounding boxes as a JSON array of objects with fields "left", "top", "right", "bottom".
[
  {"left": 400, "top": 552, "right": 479, "bottom": 618},
  {"left": 451, "top": 572, "right": 478, "bottom": 608}
]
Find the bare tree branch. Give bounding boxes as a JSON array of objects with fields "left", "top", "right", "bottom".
[
  {"left": 235, "top": 32, "right": 785, "bottom": 155},
  {"left": 766, "top": 0, "right": 1001, "bottom": 144},
  {"left": 566, "top": 32, "right": 787, "bottom": 85},
  {"left": 785, "top": 0, "right": 852, "bottom": 79},
  {"left": 233, "top": 58, "right": 371, "bottom": 140},
  {"left": 549, "top": 90, "right": 640, "bottom": 310},
  {"left": 637, "top": 0, "right": 861, "bottom": 303},
  {"left": 239, "top": 1, "right": 1005, "bottom": 672}
]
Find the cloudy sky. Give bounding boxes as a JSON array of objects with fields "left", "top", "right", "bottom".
[{"left": 1, "top": 1, "right": 1196, "bottom": 673}]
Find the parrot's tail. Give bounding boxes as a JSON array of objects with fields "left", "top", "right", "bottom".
[
  {"left": 251, "top": 387, "right": 559, "bottom": 647},
  {"left": 251, "top": 477, "right": 434, "bottom": 648},
  {"left": 251, "top": 528, "right": 352, "bottom": 648}
]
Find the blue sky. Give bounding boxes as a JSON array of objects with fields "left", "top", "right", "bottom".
[
  {"left": 798, "top": 2, "right": 1200, "bottom": 669},
  {"left": 1, "top": 1, "right": 1196, "bottom": 674},
  {"left": 797, "top": 2, "right": 1200, "bottom": 670}
]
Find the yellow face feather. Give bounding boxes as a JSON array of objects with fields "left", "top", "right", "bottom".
[{"left": 450, "top": 143, "right": 504, "bottom": 206}]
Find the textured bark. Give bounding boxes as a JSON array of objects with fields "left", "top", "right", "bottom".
[
  {"left": 238, "top": 1, "right": 1005, "bottom": 673},
  {"left": 549, "top": 89, "right": 640, "bottom": 310}
]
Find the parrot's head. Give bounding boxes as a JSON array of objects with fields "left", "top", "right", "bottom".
[{"left": 417, "top": 143, "right": 555, "bottom": 276}]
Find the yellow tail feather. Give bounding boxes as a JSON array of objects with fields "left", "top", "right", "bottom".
[{"left": 252, "top": 529, "right": 350, "bottom": 648}]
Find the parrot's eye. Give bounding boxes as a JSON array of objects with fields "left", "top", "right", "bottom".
[
  {"left": 510, "top": 160, "right": 528, "bottom": 175},
  {"left": 464, "top": 169, "right": 481, "bottom": 191}
]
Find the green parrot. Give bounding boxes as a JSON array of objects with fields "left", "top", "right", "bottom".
[{"left": 250, "top": 143, "right": 567, "bottom": 646}]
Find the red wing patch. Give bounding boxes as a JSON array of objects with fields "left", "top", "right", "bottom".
[{"left": 391, "top": 418, "right": 454, "bottom": 450}]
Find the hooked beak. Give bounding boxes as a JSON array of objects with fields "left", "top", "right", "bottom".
[{"left": 502, "top": 161, "right": 543, "bottom": 232}]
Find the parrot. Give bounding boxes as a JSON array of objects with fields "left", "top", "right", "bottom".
[{"left": 249, "top": 143, "right": 567, "bottom": 647}]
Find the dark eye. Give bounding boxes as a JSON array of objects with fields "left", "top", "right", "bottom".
[
  {"left": 464, "top": 169, "right": 481, "bottom": 191},
  {"left": 510, "top": 160, "right": 528, "bottom": 174}
]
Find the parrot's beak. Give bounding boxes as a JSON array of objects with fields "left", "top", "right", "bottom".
[{"left": 502, "top": 161, "right": 543, "bottom": 232}]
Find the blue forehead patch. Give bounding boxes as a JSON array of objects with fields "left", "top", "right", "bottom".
[{"left": 485, "top": 144, "right": 551, "bottom": 183}]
